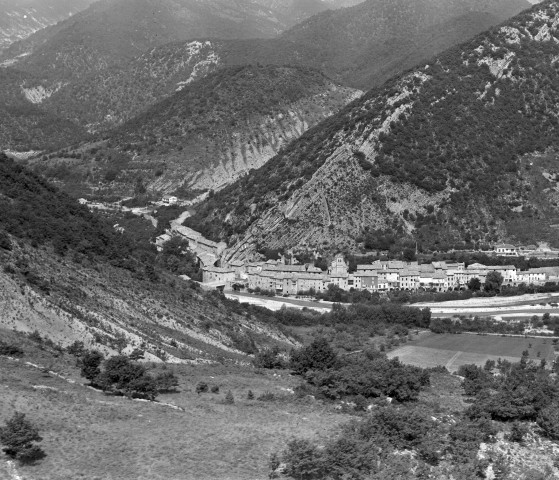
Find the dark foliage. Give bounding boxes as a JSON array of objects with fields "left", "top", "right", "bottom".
[
  {"left": 0, "top": 153, "right": 154, "bottom": 267},
  {"left": 0, "top": 340, "right": 24, "bottom": 357},
  {"left": 289, "top": 337, "right": 338, "bottom": 375},
  {"left": 78, "top": 350, "right": 104, "bottom": 383},
  {"left": 0, "top": 412, "right": 45, "bottom": 463},
  {"left": 253, "top": 346, "right": 286, "bottom": 369},
  {"left": 465, "top": 359, "right": 559, "bottom": 422}
]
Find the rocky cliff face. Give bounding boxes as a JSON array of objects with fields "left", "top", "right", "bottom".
[{"left": 185, "top": 0, "right": 559, "bottom": 257}]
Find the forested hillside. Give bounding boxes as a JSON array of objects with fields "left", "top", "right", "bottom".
[
  {"left": 32, "top": 65, "right": 360, "bottom": 197},
  {"left": 0, "top": 0, "right": 359, "bottom": 81},
  {"left": 185, "top": 0, "right": 559, "bottom": 259},
  {"left": 277, "top": 0, "right": 531, "bottom": 88},
  {"left": 0, "top": 68, "right": 88, "bottom": 151},
  {"left": 0, "top": 153, "right": 296, "bottom": 361}
]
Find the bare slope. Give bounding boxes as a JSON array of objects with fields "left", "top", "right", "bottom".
[
  {"left": 185, "top": 0, "right": 559, "bottom": 259},
  {"left": 0, "top": 153, "right": 296, "bottom": 360}
]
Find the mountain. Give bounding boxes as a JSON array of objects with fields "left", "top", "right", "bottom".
[
  {"left": 184, "top": 0, "right": 559, "bottom": 259},
  {"left": 0, "top": 0, "right": 363, "bottom": 81},
  {"left": 38, "top": 0, "right": 532, "bottom": 125},
  {"left": 34, "top": 65, "right": 360, "bottom": 197},
  {"left": 0, "top": 0, "right": 95, "bottom": 52},
  {"left": 276, "top": 0, "right": 532, "bottom": 89},
  {"left": 0, "top": 68, "right": 88, "bottom": 151},
  {"left": 0, "top": 152, "right": 296, "bottom": 360}
]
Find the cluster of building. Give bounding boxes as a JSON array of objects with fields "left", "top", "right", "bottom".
[
  {"left": 491, "top": 243, "right": 559, "bottom": 258},
  {"left": 202, "top": 254, "right": 559, "bottom": 295}
]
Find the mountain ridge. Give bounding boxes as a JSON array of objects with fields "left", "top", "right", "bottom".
[
  {"left": 184, "top": 0, "right": 559, "bottom": 259},
  {"left": 30, "top": 65, "right": 361, "bottom": 197}
]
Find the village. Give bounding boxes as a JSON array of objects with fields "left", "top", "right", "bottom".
[{"left": 201, "top": 253, "right": 559, "bottom": 295}]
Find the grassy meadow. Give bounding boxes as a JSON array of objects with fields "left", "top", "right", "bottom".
[
  {"left": 388, "top": 332, "right": 556, "bottom": 372},
  {"left": 0, "top": 329, "right": 350, "bottom": 480}
]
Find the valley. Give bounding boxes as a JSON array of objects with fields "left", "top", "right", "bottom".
[{"left": 3, "top": 0, "right": 559, "bottom": 479}]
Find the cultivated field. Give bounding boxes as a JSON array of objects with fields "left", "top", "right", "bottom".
[
  {"left": 0, "top": 330, "right": 350, "bottom": 480},
  {"left": 388, "top": 332, "right": 556, "bottom": 372}
]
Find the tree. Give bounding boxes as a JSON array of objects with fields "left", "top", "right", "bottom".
[
  {"left": 484, "top": 271, "right": 503, "bottom": 293},
  {"left": 154, "top": 371, "right": 179, "bottom": 392},
  {"left": 282, "top": 439, "right": 325, "bottom": 480},
  {"left": 537, "top": 403, "right": 559, "bottom": 440},
  {"left": 225, "top": 390, "right": 234, "bottom": 404},
  {"left": 79, "top": 350, "right": 104, "bottom": 384},
  {"left": 0, "top": 231, "right": 12, "bottom": 251},
  {"left": 94, "top": 355, "right": 158, "bottom": 400},
  {"left": 467, "top": 277, "right": 482, "bottom": 291},
  {"left": 289, "top": 338, "right": 338, "bottom": 375},
  {"left": 0, "top": 412, "right": 45, "bottom": 463}
]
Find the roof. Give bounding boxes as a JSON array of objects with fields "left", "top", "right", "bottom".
[
  {"left": 419, "top": 264, "right": 436, "bottom": 272},
  {"left": 432, "top": 261, "right": 447, "bottom": 269},
  {"left": 356, "top": 264, "right": 376, "bottom": 270},
  {"left": 306, "top": 265, "right": 324, "bottom": 273},
  {"left": 273, "top": 265, "right": 307, "bottom": 272},
  {"left": 467, "top": 263, "right": 487, "bottom": 270},
  {"left": 400, "top": 270, "right": 420, "bottom": 277},
  {"left": 496, "top": 244, "right": 516, "bottom": 249},
  {"left": 204, "top": 267, "right": 234, "bottom": 273}
]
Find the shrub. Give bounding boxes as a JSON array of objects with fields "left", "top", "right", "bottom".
[
  {"left": 66, "top": 341, "right": 85, "bottom": 357},
  {"left": 289, "top": 338, "right": 337, "bottom": 375},
  {"left": 247, "top": 390, "right": 254, "bottom": 400},
  {"left": 0, "top": 340, "right": 24, "bottom": 357},
  {"left": 537, "top": 403, "right": 559, "bottom": 440},
  {"left": 0, "top": 412, "right": 45, "bottom": 464},
  {"left": 196, "top": 382, "right": 209, "bottom": 394},
  {"left": 78, "top": 350, "right": 104, "bottom": 383},
  {"left": 253, "top": 347, "right": 286, "bottom": 369},
  {"left": 0, "top": 231, "right": 12, "bottom": 250},
  {"left": 282, "top": 439, "right": 325, "bottom": 480},
  {"left": 508, "top": 421, "right": 530, "bottom": 443},
  {"left": 258, "top": 391, "right": 276, "bottom": 402},
  {"left": 154, "top": 371, "right": 179, "bottom": 393},
  {"left": 225, "top": 390, "right": 234, "bottom": 404},
  {"left": 211, "top": 385, "right": 220, "bottom": 394}
]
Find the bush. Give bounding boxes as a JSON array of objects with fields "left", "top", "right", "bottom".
[
  {"left": 0, "top": 412, "right": 45, "bottom": 463},
  {"left": 289, "top": 338, "right": 338, "bottom": 375},
  {"left": 0, "top": 231, "right": 12, "bottom": 250},
  {"left": 225, "top": 390, "right": 234, "bottom": 404},
  {"left": 94, "top": 355, "right": 158, "bottom": 400},
  {"left": 154, "top": 371, "right": 179, "bottom": 393},
  {"left": 537, "top": 403, "right": 559, "bottom": 440},
  {"left": 78, "top": 350, "right": 104, "bottom": 383},
  {"left": 247, "top": 390, "right": 254, "bottom": 400},
  {"left": 253, "top": 347, "right": 286, "bottom": 369},
  {"left": 258, "top": 391, "right": 276, "bottom": 402},
  {"left": 508, "top": 421, "right": 530, "bottom": 443},
  {"left": 282, "top": 439, "right": 325, "bottom": 480},
  {"left": 196, "top": 382, "right": 209, "bottom": 394},
  {"left": 0, "top": 340, "right": 24, "bottom": 357},
  {"left": 211, "top": 385, "right": 220, "bottom": 394}
]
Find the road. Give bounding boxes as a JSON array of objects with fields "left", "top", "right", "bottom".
[{"left": 225, "top": 292, "right": 333, "bottom": 313}]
